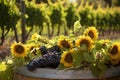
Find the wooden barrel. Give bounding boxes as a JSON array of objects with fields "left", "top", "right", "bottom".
[{"left": 13, "top": 66, "right": 120, "bottom": 80}]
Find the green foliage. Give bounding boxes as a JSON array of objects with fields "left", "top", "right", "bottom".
[
  {"left": 0, "top": 60, "right": 14, "bottom": 80},
  {"left": 7, "top": 1, "right": 20, "bottom": 29},
  {"left": 96, "top": 11, "right": 107, "bottom": 28},
  {"left": 79, "top": 4, "right": 95, "bottom": 27},
  {"left": 83, "top": 52, "right": 94, "bottom": 62},
  {"left": 0, "top": 0, "right": 20, "bottom": 29},
  {"left": 65, "top": 3, "right": 79, "bottom": 29},
  {"left": 106, "top": 11, "right": 115, "bottom": 27},
  {"left": 90, "top": 40, "right": 111, "bottom": 76},
  {"left": 50, "top": 3, "right": 63, "bottom": 26},
  {"left": 56, "top": 26, "right": 115, "bottom": 77},
  {"left": 26, "top": 2, "right": 45, "bottom": 27},
  {"left": 0, "top": 0, "right": 9, "bottom": 28},
  {"left": 114, "top": 11, "right": 120, "bottom": 26},
  {"left": 0, "top": 0, "right": 20, "bottom": 45},
  {"left": 58, "top": 62, "right": 68, "bottom": 70},
  {"left": 91, "top": 59, "right": 107, "bottom": 77},
  {"left": 1, "top": 0, "right": 120, "bottom": 40},
  {"left": 0, "top": 62, "right": 7, "bottom": 72},
  {"left": 113, "top": 0, "right": 120, "bottom": 6},
  {"left": 72, "top": 49, "right": 83, "bottom": 66},
  {"left": 95, "top": 7, "right": 120, "bottom": 30}
]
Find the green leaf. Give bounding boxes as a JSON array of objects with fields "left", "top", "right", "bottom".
[
  {"left": 0, "top": 62, "right": 7, "bottom": 72},
  {"left": 95, "top": 41, "right": 103, "bottom": 50},
  {"left": 97, "top": 61, "right": 107, "bottom": 75},
  {"left": 72, "top": 49, "right": 83, "bottom": 67},
  {"left": 90, "top": 64, "right": 99, "bottom": 77},
  {"left": 83, "top": 52, "right": 94, "bottom": 63},
  {"left": 0, "top": 64, "right": 14, "bottom": 80},
  {"left": 90, "top": 60, "right": 107, "bottom": 77},
  {"left": 73, "top": 20, "right": 81, "bottom": 32},
  {"left": 57, "top": 63, "right": 66, "bottom": 70}
]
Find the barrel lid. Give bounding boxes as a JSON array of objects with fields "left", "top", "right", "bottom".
[{"left": 15, "top": 66, "right": 120, "bottom": 79}]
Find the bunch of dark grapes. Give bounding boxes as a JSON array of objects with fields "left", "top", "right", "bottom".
[
  {"left": 39, "top": 46, "right": 48, "bottom": 55},
  {"left": 48, "top": 45, "right": 61, "bottom": 53},
  {"left": 40, "top": 45, "right": 61, "bottom": 55},
  {"left": 27, "top": 51, "right": 61, "bottom": 71}
]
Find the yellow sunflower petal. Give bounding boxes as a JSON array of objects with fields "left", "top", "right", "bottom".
[
  {"left": 11, "top": 42, "right": 27, "bottom": 57},
  {"left": 31, "top": 33, "right": 40, "bottom": 40},
  {"left": 60, "top": 50, "right": 73, "bottom": 67},
  {"left": 108, "top": 42, "right": 120, "bottom": 60},
  {"left": 84, "top": 27, "right": 99, "bottom": 41},
  {"left": 0, "top": 61, "right": 7, "bottom": 71},
  {"left": 75, "top": 36, "right": 93, "bottom": 51},
  {"left": 110, "top": 59, "right": 120, "bottom": 65},
  {"left": 58, "top": 37, "right": 73, "bottom": 49}
]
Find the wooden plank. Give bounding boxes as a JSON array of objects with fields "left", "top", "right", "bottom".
[{"left": 13, "top": 66, "right": 120, "bottom": 80}]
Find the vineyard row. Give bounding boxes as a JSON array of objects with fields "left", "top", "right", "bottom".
[{"left": 0, "top": 0, "right": 120, "bottom": 44}]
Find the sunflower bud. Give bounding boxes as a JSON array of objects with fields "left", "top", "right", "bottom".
[
  {"left": 95, "top": 52, "right": 103, "bottom": 60},
  {"left": 7, "top": 59, "right": 13, "bottom": 64}
]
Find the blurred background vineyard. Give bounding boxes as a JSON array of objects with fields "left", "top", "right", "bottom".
[{"left": 0, "top": 0, "right": 120, "bottom": 60}]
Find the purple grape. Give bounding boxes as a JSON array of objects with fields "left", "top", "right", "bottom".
[
  {"left": 40, "top": 46, "right": 47, "bottom": 55},
  {"left": 27, "top": 51, "right": 61, "bottom": 71}
]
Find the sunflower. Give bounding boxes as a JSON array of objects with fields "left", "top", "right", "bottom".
[
  {"left": 31, "top": 33, "right": 40, "bottom": 40},
  {"left": 60, "top": 50, "right": 74, "bottom": 67},
  {"left": 27, "top": 44, "right": 35, "bottom": 51},
  {"left": 108, "top": 42, "right": 120, "bottom": 60},
  {"left": 84, "top": 27, "right": 98, "bottom": 41},
  {"left": 95, "top": 39, "right": 111, "bottom": 50},
  {"left": 11, "top": 42, "right": 27, "bottom": 57},
  {"left": 58, "top": 38, "right": 73, "bottom": 49},
  {"left": 110, "top": 59, "right": 120, "bottom": 65},
  {"left": 75, "top": 36, "right": 93, "bottom": 51},
  {"left": 27, "top": 43, "right": 40, "bottom": 51}
]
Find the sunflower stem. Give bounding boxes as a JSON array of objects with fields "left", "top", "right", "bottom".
[{"left": 63, "top": 64, "right": 84, "bottom": 71}]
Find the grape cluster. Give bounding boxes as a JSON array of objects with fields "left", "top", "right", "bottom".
[
  {"left": 40, "top": 45, "right": 61, "bottom": 55},
  {"left": 27, "top": 45, "right": 61, "bottom": 71},
  {"left": 40, "top": 46, "right": 48, "bottom": 55},
  {"left": 48, "top": 45, "right": 61, "bottom": 53}
]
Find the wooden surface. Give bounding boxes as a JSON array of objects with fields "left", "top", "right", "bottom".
[
  {"left": 13, "top": 73, "right": 54, "bottom": 80},
  {"left": 13, "top": 66, "right": 120, "bottom": 80}
]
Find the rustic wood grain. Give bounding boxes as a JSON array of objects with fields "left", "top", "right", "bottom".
[{"left": 13, "top": 66, "right": 120, "bottom": 80}]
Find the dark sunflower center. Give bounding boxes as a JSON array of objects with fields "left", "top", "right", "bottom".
[
  {"left": 15, "top": 45, "right": 24, "bottom": 54},
  {"left": 61, "top": 40, "right": 71, "bottom": 48},
  {"left": 30, "top": 46, "right": 34, "bottom": 50},
  {"left": 88, "top": 30, "right": 94, "bottom": 39},
  {"left": 80, "top": 39, "right": 90, "bottom": 48},
  {"left": 64, "top": 53, "right": 73, "bottom": 63},
  {"left": 110, "top": 46, "right": 118, "bottom": 55}
]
